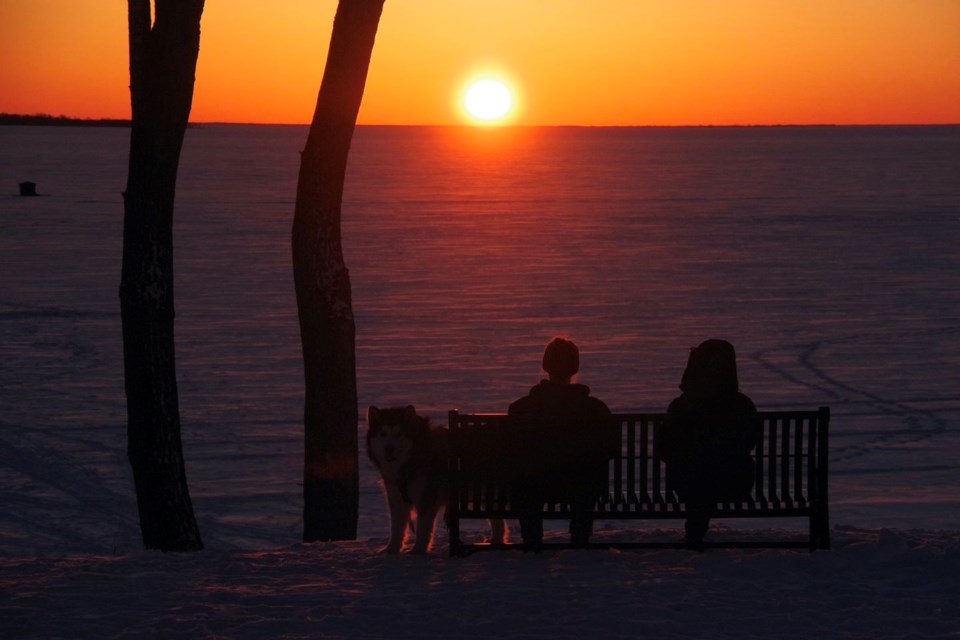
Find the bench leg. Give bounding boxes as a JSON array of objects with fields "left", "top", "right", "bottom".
[
  {"left": 810, "top": 508, "right": 831, "bottom": 550},
  {"left": 817, "top": 507, "right": 831, "bottom": 550},
  {"left": 447, "top": 505, "right": 461, "bottom": 558}
]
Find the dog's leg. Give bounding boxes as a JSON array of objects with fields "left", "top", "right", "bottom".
[
  {"left": 381, "top": 485, "right": 410, "bottom": 554},
  {"left": 410, "top": 502, "right": 439, "bottom": 555},
  {"left": 489, "top": 518, "right": 507, "bottom": 545}
]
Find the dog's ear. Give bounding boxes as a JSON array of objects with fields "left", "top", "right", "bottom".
[{"left": 367, "top": 406, "right": 380, "bottom": 425}]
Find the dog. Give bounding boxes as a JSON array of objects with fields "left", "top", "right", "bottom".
[{"left": 366, "top": 405, "right": 506, "bottom": 554}]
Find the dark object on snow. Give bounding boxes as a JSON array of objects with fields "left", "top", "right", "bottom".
[{"left": 19, "top": 181, "right": 37, "bottom": 196}]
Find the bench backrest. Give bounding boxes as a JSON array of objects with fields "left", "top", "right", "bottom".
[{"left": 448, "top": 408, "right": 830, "bottom": 511}]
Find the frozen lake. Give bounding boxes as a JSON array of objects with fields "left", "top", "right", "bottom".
[{"left": 1, "top": 124, "right": 958, "bottom": 554}]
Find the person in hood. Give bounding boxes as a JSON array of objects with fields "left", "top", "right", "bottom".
[
  {"left": 507, "top": 337, "right": 614, "bottom": 550},
  {"left": 656, "top": 339, "right": 761, "bottom": 547}
]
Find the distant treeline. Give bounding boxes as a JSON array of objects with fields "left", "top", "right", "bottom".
[{"left": 0, "top": 113, "right": 131, "bottom": 127}]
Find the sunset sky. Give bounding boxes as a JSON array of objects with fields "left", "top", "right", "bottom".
[{"left": 2, "top": 1, "right": 958, "bottom": 126}]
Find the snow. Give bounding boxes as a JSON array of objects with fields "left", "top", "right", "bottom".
[
  {"left": 3, "top": 528, "right": 960, "bottom": 638},
  {"left": 3, "top": 124, "right": 960, "bottom": 638}
]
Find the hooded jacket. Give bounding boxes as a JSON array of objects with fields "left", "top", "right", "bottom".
[
  {"left": 509, "top": 380, "right": 609, "bottom": 421},
  {"left": 507, "top": 380, "right": 615, "bottom": 496},
  {"left": 656, "top": 339, "right": 761, "bottom": 503}
]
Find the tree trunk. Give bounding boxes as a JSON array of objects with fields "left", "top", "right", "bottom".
[
  {"left": 120, "top": 0, "right": 205, "bottom": 552},
  {"left": 293, "top": 0, "right": 385, "bottom": 542}
]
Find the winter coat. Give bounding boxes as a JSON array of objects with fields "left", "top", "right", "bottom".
[
  {"left": 507, "top": 380, "right": 615, "bottom": 500},
  {"left": 657, "top": 391, "right": 761, "bottom": 505}
]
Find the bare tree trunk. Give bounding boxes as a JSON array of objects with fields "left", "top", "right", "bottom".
[
  {"left": 293, "top": 0, "right": 385, "bottom": 542},
  {"left": 120, "top": 0, "right": 205, "bottom": 551}
]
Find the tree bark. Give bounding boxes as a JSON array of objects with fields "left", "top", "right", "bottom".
[
  {"left": 293, "top": 0, "right": 385, "bottom": 542},
  {"left": 120, "top": 0, "right": 205, "bottom": 551}
]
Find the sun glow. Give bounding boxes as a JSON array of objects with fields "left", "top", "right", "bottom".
[{"left": 462, "top": 78, "right": 514, "bottom": 124}]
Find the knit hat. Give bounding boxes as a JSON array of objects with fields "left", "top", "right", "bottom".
[{"left": 542, "top": 337, "right": 580, "bottom": 379}]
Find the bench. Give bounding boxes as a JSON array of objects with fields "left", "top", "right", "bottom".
[{"left": 447, "top": 407, "right": 830, "bottom": 556}]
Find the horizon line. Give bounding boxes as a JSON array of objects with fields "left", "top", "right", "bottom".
[
  {"left": 3, "top": 113, "right": 959, "bottom": 129},
  {"left": 202, "top": 121, "right": 960, "bottom": 128}
]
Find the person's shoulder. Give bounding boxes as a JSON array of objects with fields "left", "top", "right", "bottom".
[
  {"left": 588, "top": 395, "right": 611, "bottom": 415},
  {"left": 507, "top": 396, "right": 530, "bottom": 415},
  {"left": 734, "top": 392, "right": 758, "bottom": 412},
  {"left": 666, "top": 394, "right": 690, "bottom": 415},
  {"left": 569, "top": 383, "right": 610, "bottom": 414},
  {"left": 508, "top": 384, "right": 542, "bottom": 415}
]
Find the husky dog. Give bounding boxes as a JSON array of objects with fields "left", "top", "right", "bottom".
[{"left": 366, "top": 405, "right": 505, "bottom": 554}]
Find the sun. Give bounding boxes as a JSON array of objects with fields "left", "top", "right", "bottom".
[{"left": 463, "top": 79, "right": 514, "bottom": 124}]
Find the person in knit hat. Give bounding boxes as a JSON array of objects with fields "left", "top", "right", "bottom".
[{"left": 508, "top": 337, "right": 614, "bottom": 550}]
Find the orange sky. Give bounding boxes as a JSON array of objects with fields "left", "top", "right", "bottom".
[{"left": 2, "top": 1, "right": 958, "bottom": 126}]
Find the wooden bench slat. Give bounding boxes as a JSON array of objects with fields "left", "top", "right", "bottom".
[
  {"left": 794, "top": 415, "right": 805, "bottom": 507},
  {"left": 767, "top": 417, "right": 779, "bottom": 504},
  {"left": 626, "top": 419, "right": 637, "bottom": 503},
  {"left": 781, "top": 418, "right": 792, "bottom": 504}
]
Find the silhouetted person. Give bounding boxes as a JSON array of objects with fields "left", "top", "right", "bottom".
[
  {"left": 508, "top": 337, "right": 614, "bottom": 550},
  {"left": 656, "top": 339, "right": 761, "bottom": 547}
]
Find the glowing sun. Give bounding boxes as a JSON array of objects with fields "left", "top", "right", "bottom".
[{"left": 463, "top": 79, "right": 513, "bottom": 123}]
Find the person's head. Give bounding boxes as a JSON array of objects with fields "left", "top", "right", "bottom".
[
  {"left": 542, "top": 337, "right": 580, "bottom": 383},
  {"left": 679, "top": 338, "right": 740, "bottom": 395}
]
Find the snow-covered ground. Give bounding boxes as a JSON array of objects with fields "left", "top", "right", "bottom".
[
  {"left": 4, "top": 528, "right": 960, "bottom": 639},
  {"left": 3, "top": 124, "right": 959, "bottom": 638}
]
